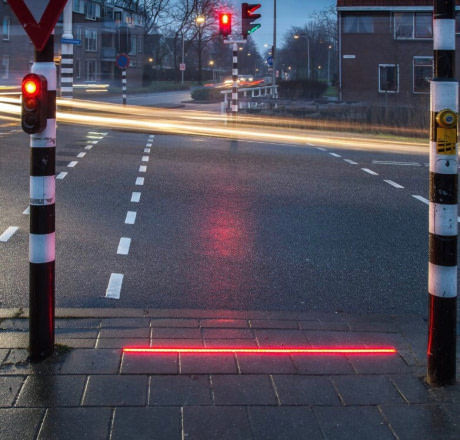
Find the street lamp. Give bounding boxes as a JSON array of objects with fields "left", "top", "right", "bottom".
[
  {"left": 327, "top": 44, "right": 333, "bottom": 85},
  {"left": 196, "top": 15, "right": 206, "bottom": 84},
  {"left": 196, "top": 15, "right": 205, "bottom": 25},
  {"left": 209, "top": 60, "right": 215, "bottom": 81},
  {"left": 294, "top": 33, "right": 310, "bottom": 80}
]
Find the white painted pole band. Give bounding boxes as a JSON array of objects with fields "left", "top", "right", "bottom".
[
  {"left": 428, "top": 263, "right": 457, "bottom": 298},
  {"left": 433, "top": 19, "right": 456, "bottom": 50},
  {"left": 431, "top": 80, "right": 459, "bottom": 112},
  {"left": 429, "top": 202, "right": 458, "bottom": 236},
  {"left": 30, "top": 176, "right": 56, "bottom": 205},
  {"left": 30, "top": 233, "right": 55, "bottom": 263}
]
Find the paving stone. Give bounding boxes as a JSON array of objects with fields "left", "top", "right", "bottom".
[
  {"left": 314, "top": 406, "right": 394, "bottom": 440},
  {"left": 180, "top": 353, "right": 237, "bottom": 374},
  {"left": 55, "top": 319, "right": 100, "bottom": 329},
  {"left": 59, "top": 349, "right": 120, "bottom": 374},
  {"left": 202, "top": 328, "right": 254, "bottom": 339},
  {"left": 55, "top": 337, "right": 96, "bottom": 348},
  {"left": 0, "top": 408, "right": 44, "bottom": 440},
  {"left": 152, "top": 327, "right": 202, "bottom": 339},
  {"left": 0, "top": 348, "right": 9, "bottom": 363},
  {"left": 0, "top": 319, "right": 29, "bottom": 330},
  {"left": 255, "top": 329, "right": 308, "bottom": 347},
  {"left": 204, "top": 338, "right": 258, "bottom": 348},
  {"left": 0, "top": 332, "right": 28, "bottom": 349},
  {"left": 55, "top": 328, "right": 98, "bottom": 339},
  {"left": 183, "top": 406, "right": 252, "bottom": 440},
  {"left": 99, "top": 328, "right": 150, "bottom": 338},
  {"left": 292, "top": 355, "right": 355, "bottom": 374},
  {"left": 348, "top": 354, "right": 410, "bottom": 374},
  {"left": 212, "top": 375, "right": 277, "bottom": 405},
  {"left": 299, "top": 320, "right": 349, "bottom": 331},
  {"left": 250, "top": 320, "right": 299, "bottom": 329},
  {"left": 273, "top": 375, "right": 340, "bottom": 405},
  {"left": 200, "top": 319, "right": 249, "bottom": 328},
  {"left": 237, "top": 354, "right": 296, "bottom": 374},
  {"left": 0, "top": 376, "right": 24, "bottom": 407},
  {"left": 100, "top": 318, "right": 150, "bottom": 328},
  {"left": 112, "top": 407, "right": 181, "bottom": 440},
  {"left": 150, "top": 318, "right": 199, "bottom": 328},
  {"left": 429, "top": 382, "right": 460, "bottom": 403},
  {"left": 333, "top": 375, "right": 404, "bottom": 405},
  {"left": 16, "top": 375, "right": 86, "bottom": 407},
  {"left": 382, "top": 404, "right": 460, "bottom": 440},
  {"left": 38, "top": 407, "right": 111, "bottom": 440},
  {"left": 96, "top": 338, "right": 148, "bottom": 349},
  {"left": 151, "top": 338, "right": 204, "bottom": 347},
  {"left": 84, "top": 375, "right": 148, "bottom": 406},
  {"left": 149, "top": 375, "right": 212, "bottom": 405},
  {"left": 249, "top": 406, "right": 323, "bottom": 440},
  {"left": 121, "top": 353, "right": 178, "bottom": 374},
  {"left": 390, "top": 375, "right": 435, "bottom": 404}
]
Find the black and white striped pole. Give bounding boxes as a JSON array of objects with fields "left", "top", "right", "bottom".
[
  {"left": 60, "top": 0, "right": 73, "bottom": 98},
  {"left": 23, "top": 36, "right": 56, "bottom": 361},
  {"left": 232, "top": 42, "right": 238, "bottom": 117},
  {"left": 427, "top": 0, "right": 458, "bottom": 386},
  {"left": 122, "top": 70, "right": 127, "bottom": 105}
]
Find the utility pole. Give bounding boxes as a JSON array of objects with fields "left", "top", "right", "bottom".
[
  {"left": 29, "top": 35, "right": 56, "bottom": 361},
  {"left": 232, "top": 42, "right": 239, "bottom": 117},
  {"left": 181, "top": 33, "right": 185, "bottom": 85},
  {"left": 60, "top": 0, "right": 73, "bottom": 98},
  {"left": 272, "top": 0, "right": 276, "bottom": 92},
  {"left": 427, "top": 0, "right": 458, "bottom": 386}
]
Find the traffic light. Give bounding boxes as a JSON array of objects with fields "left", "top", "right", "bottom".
[
  {"left": 21, "top": 73, "right": 48, "bottom": 134},
  {"left": 242, "top": 3, "right": 261, "bottom": 39},
  {"left": 219, "top": 12, "right": 232, "bottom": 38}
]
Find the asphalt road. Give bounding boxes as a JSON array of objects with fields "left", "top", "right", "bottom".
[{"left": 0, "top": 118, "right": 447, "bottom": 317}]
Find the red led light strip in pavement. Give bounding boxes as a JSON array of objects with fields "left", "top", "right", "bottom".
[{"left": 123, "top": 347, "right": 397, "bottom": 355}]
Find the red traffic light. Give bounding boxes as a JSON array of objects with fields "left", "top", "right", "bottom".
[
  {"left": 219, "top": 12, "right": 232, "bottom": 38},
  {"left": 22, "top": 74, "right": 41, "bottom": 97}
]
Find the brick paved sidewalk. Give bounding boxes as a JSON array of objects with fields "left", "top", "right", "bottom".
[{"left": 0, "top": 308, "right": 459, "bottom": 440}]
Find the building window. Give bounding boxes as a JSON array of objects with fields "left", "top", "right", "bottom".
[
  {"left": 395, "top": 13, "right": 432, "bottom": 39},
  {"left": 413, "top": 57, "right": 433, "bottom": 94},
  {"left": 85, "top": 29, "right": 97, "bottom": 52},
  {"left": 2, "top": 16, "right": 10, "bottom": 41},
  {"left": 73, "top": 0, "right": 85, "bottom": 14},
  {"left": 74, "top": 59, "right": 81, "bottom": 79},
  {"left": 128, "top": 35, "right": 136, "bottom": 55},
  {"left": 85, "top": 2, "right": 101, "bottom": 20},
  {"left": 86, "top": 60, "right": 97, "bottom": 81},
  {"left": 1, "top": 55, "right": 9, "bottom": 79},
  {"left": 379, "top": 64, "right": 399, "bottom": 93},
  {"left": 138, "top": 36, "right": 143, "bottom": 54},
  {"left": 343, "top": 15, "right": 374, "bottom": 33},
  {"left": 456, "top": 12, "right": 460, "bottom": 34}
]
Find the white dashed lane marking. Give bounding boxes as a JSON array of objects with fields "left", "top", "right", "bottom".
[
  {"left": 135, "top": 177, "right": 144, "bottom": 186},
  {"left": 343, "top": 159, "right": 358, "bottom": 165},
  {"left": 85, "top": 145, "right": 93, "bottom": 150},
  {"left": 67, "top": 161, "right": 78, "bottom": 168},
  {"left": 23, "top": 207, "right": 30, "bottom": 215},
  {"left": 56, "top": 171, "right": 68, "bottom": 180},
  {"left": 117, "top": 238, "right": 131, "bottom": 255},
  {"left": 77, "top": 152, "right": 86, "bottom": 158},
  {"left": 361, "top": 168, "right": 378, "bottom": 176},
  {"left": 384, "top": 180, "right": 404, "bottom": 189},
  {"left": 139, "top": 165, "right": 147, "bottom": 173},
  {"left": 141, "top": 156, "right": 149, "bottom": 162},
  {"left": 144, "top": 148, "right": 151, "bottom": 153},
  {"left": 105, "top": 273, "right": 123, "bottom": 299},
  {"left": 125, "top": 211, "right": 137, "bottom": 225},
  {"left": 131, "top": 192, "right": 141, "bottom": 203},
  {"left": 0, "top": 226, "right": 19, "bottom": 242},
  {"left": 373, "top": 160, "right": 422, "bottom": 167},
  {"left": 412, "top": 195, "right": 429, "bottom": 205},
  {"left": 329, "top": 152, "right": 341, "bottom": 158}
]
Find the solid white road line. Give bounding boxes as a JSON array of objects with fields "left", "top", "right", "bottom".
[
  {"left": 316, "top": 147, "right": 326, "bottom": 151},
  {"left": 146, "top": 143, "right": 153, "bottom": 147},
  {"left": 56, "top": 172, "right": 68, "bottom": 180},
  {"left": 139, "top": 165, "right": 147, "bottom": 173},
  {"left": 412, "top": 195, "right": 429, "bottom": 205},
  {"left": 329, "top": 152, "right": 341, "bottom": 158},
  {"left": 373, "top": 160, "right": 421, "bottom": 166},
  {"left": 343, "top": 159, "right": 358, "bottom": 165},
  {"left": 142, "top": 156, "right": 149, "bottom": 162},
  {"left": 67, "top": 161, "right": 78, "bottom": 168},
  {"left": 144, "top": 148, "right": 151, "bottom": 153},
  {"left": 135, "top": 177, "right": 144, "bottom": 186},
  {"left": 361, "top": 168, "right": 378, "bottom": 176},
  {"left": 105, "top": 273, "right": 123, "bottom": 299},
  {"left": 117, "top": 237, "right": 131, "bottom": 255},
  {"left": 0, "top": 226, "right": 19, "bottom": 242},
  {"left": 85, "top": 145, "right": 93, "bottom": 150},
  {"left": 384, "top": 180, "right": 404, "bottom": 189},
  {"left": 77, "top": 152, "right": 86, "bottom": 158},
  {"left": 23, "top": 207, "right": 30, "bottom": 215},
  {"left": 125, "top": 211, "right": 137, "bottom": 225},
  {"left": 131, "top": 192, "right": 141, "bottom": 203}
]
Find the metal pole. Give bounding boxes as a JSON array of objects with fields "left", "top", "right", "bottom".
[
  {"left": 60, "top": 0, "right": 73, "bottom": 98},
  {"left": 181, "top": 33, "right": 185, "bottom": 85},
  {"left": 29, "top": 35, "right": 56, "bottom": 361},
  {"left": 307, "top": 38, "right": 311, "bottom": 80},
  {"left": 232, "top": 43, "right": 238, "bottom": 117},
  {"left": 272, "top": 0, "right": 276, "bottom": 91},
  {"left": 122, "top": 69, "right": 127, "bottom": 105},
  {"left": 427, "top": 0, "right": 458, "bottom": 386}
]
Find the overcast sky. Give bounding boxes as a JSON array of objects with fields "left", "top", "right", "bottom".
[{"left": 230, "top": 0, "right": 335, "bottom": 53}]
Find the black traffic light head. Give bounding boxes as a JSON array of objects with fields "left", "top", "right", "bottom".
[
  {"left": 219, "top": 12, "right": 232, "bottom": 38},
  {"left": 242, "top": 3, "right": 261, "bottom": 39},
  {"left": 21, "top": 73, "right": 48, "bottom": 134}
]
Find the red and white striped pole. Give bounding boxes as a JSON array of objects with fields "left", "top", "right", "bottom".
[
  {"left": 427, "top": 0, "right": 458, "bottom": 386},
  {"left": 122, "top": 69, "right": 127, "bottom": 105},
  {"left": 232, "top": 43, "right": 238, "bottom": 117}
]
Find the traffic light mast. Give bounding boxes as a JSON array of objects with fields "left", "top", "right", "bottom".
[{"left": 242, "top": 3, "right": 261, "bottom": 39}]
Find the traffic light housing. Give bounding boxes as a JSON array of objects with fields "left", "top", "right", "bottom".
[
  {"left": 242, "top": 3, "right": 261, "bottom": 39},
  {"left": 219, "top": 12, "right": 232, "bottom": 38},
  {"left": 21, "top": 73, "right": 48, "bottom": 134}
]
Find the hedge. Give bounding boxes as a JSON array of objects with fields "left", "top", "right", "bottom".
[{"left": 277, "top": 80, "right": 328, "bottom": 99}]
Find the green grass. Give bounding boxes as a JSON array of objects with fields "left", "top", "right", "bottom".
[{"left": 324, "top": 86, "right": 338, "bottom": 97}]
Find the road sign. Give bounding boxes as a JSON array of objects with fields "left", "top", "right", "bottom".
[
  {"left": 180, "top": 63, "right": 186, "bottom": 71},
  {"left": 116, "top": 53, "right": 130, "bottom": 70},
  {"left": 61, "top": 38, "right": 81, "bottom": 45},
  {"left": 7, "top": 0, "right": 69, "bottom": 51},
  {"left": 266, "top": 56, "right": 273, "bottom": 67}
]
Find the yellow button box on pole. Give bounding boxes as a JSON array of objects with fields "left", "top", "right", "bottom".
[{"left": 436, "top": 109, "right": 457, "bottom": 155}]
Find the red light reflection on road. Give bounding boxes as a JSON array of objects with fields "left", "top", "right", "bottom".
[{"left": 123, "top": 346, "right": 397, "bottom": 355}]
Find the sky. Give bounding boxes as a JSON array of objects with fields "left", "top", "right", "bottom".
[{"left": 230, "top": 0, "right": 334, "bottom": 53}]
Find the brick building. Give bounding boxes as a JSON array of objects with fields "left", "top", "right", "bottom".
[
  {"left": 337, "top": 0, "right": 460, "bottom": 106},
  {"left": 0, "top": 0, "right": 145, "bottom": 88}
]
